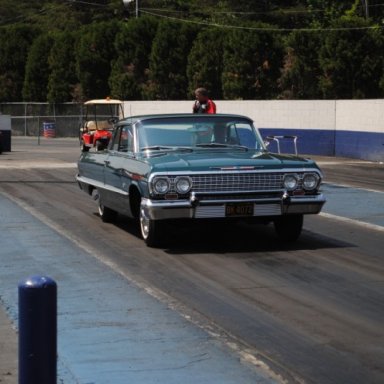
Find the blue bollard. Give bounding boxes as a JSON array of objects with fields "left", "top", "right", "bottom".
[{"left": 18, "top": 276, "right": 57, "bottom": 384}]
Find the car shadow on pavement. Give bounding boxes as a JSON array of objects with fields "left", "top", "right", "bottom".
[
  {"left": 114, "top": 216, "right": 354, "bottom": 255},
  {"left": 164, "top": 222, "right": 354, "bottom": 255}
]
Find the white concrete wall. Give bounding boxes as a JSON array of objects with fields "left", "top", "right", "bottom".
[
  {"left": 123, "top": 99, "right": 384, "bottom": 160},
  {"left": 124, "top": 99, "right": 384, "bottom": 132},
  {"left": 335, "top": 99, "right": 384, "bottom": 133},
  {"left": 216, "top": 100, "right": 337, "bottom": 130}
]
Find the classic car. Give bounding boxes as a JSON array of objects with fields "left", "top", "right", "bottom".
[
  {"left": 79, "top": 98, "right": 124, "bottom": 152},
  {"left": 76, "top": 113, "right": 326, "bottom": 247}
]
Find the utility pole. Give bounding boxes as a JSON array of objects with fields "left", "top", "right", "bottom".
[
  {"left": 361, "top": 0, "right": 369, "bottom": 20},
  {"left": 122, "top": 0, "right": 139, "bottom": 18}
]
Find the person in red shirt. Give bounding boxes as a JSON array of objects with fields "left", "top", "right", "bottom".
[{"left": 192, "top": 87, "right": 216, "bottom": 114}]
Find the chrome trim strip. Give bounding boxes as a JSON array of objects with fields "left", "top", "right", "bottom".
[
  {"left": 289, "top": 194, "right": 326, "bottom": 204},
  {"left": 141, "top": 198, "right": 191, "bottom": 209},
  {"left": 198, "top": 197, "right": 282, "bottom": 204},
  {"left": 194, "top": 189, "right": 285, "bottom": 195},
  {"left": 76, "top": 175, "right": 129, "bottom": 196},
  {"left": 76, "top": 175, "right": 104, "bottom": 188}
]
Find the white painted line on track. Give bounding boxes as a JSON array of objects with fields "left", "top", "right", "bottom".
[
  {"left": 316, "top": 161, "right": 375, "bottom": 166},
  {"left": 322, "top": 182, "right": 384, "bottom": 194},
  {"left": 319, "top": 212, "right": 384, "bottom": 232},
  {"left": 0, "top": 162, "right": 77, "bottom": 169}
]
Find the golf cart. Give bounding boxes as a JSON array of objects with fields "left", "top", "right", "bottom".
[{"left": 80, "top": 98, "right": 124, "bottom": 152}]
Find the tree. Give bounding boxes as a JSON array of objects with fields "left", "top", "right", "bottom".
[
  {"left": 109, "top": 16, "right": 158, "bottom": 100},
  {"left": 278, "top": 31, "right": 323, "bottom": 99},
  {"left": 319, "top": 16, "right": 384, "bottom": 98},
  {"left": 187, "top": 28, "right": 226, "bottom": 100},
  {"left": 76, "top": 21, "right": 120, "bottom": 100},
  {"left": 0, "top": 25, "right": 37, "bottom": 102},
  {"left": 145, "top": 20, "right": 198, "bottom": 100},
  {"left": 1, "top": 0, "right": 384, "bottom": 102},
  {"left": 47, "top": 31, "right": 78, "bottom": 102},
  {"left": 23, "top": 33, "right": 54, "bottom": 101},
  {"left": 222, "top": 25, "right": 284, "bottom": 99}
]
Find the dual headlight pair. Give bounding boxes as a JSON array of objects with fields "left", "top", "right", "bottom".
[
  {"left": 283, "top": 173, "right": 320, "bottom": 191},
  {"left": 151, "top": 176, "right": 192, "bottom": 195}
]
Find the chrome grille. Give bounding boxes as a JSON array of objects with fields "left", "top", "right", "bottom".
[{"left": 189, "top": 173, "right": 284, "bottom": 193}]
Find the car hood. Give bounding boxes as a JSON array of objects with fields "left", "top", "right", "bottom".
[{"left": 140, "top": 150, "right": 320, "bottom": 174}]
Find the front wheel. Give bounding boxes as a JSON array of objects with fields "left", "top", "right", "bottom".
[
  {"left": 140, "top": 206, "right": 162, "bottom": 247},
  {"left": 274, "top": 214, "right": 303, "bottom": 242},
  {"left": 98, "top": 201, "right": 118, "bottom": 223}
]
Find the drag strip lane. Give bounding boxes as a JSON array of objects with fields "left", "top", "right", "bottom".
[{"left": 1, "top": 158, "right": 384, "bottom": 383}]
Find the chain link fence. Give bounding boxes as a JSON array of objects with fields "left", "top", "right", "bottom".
[{"left": 0, "top": 102, "right": 83, "bottom": 137}]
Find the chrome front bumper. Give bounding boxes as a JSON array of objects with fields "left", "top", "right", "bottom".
[{"left": 141, "top": 193, "right": 326, "bottom": 221}]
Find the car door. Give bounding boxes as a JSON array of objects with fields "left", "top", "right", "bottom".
[
  {"left": 103, "top": 124, "right": 135, "bottom": 215},
  {"left": 77, "top": 148, "right": 108, "bottom": 190}
]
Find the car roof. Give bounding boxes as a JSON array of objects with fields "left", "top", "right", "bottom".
[
  {"left": 119, "top": 113, "right": 254, "bottom": 124},
  {"left": 84, "top": 99, "right": 122, "bottom": 105}
]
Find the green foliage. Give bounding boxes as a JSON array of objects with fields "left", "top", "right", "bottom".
[
  {"left": 0, "top": 1, "right": 384, "bottom": 101},
  {"left": 187, "top": 28, "right": 226, "bottom": 99},
  {"left": 23, "top": 34, "right": 54, "bottom": 102},
  {"left": 109, "top": 16, "right": 159, "bottom": 100},
  {"left": 47, "top": 32, "right": 78, "bottom": 103},
  {"left": 278, "top": 31, "right": 323, "bottom": 99},
  {"left": 222, "top": 25, "right": 284, "bottom": 99},
  {"left": 0, "top": 0, "right": 123, "bottom": 32},
  {"left": 319, "top": 16, "right": 384, "bottom": 98},
  {"left": 0, "top": 25, "right": 37, "bottom": 102},
  {"left": 75, "top": 21, "right": 120, "bottom": 100},
  {"left": 146, "top": 20, "right": 198, "bottom": 100}
]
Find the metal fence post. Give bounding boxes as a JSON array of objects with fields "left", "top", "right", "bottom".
[{"left": 18, "top": 276, "right": 57, "bottom": 384}]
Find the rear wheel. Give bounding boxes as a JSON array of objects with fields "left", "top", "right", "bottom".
[
  {"left": 140, "top": 205, "right": 162, "bottom": 247},
  {"left": 98, "top": 201, "right": 118, "bottom": 223},
  {"left": 274, "top": 214, "right": 303, "bottom": 242}
]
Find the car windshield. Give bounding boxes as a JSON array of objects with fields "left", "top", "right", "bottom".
[
  {"left": 86, "top": 103, "right": 122, "bottom": 123},
  {"left": 137, "top": 116, "right": 264, "bottom": 151}
]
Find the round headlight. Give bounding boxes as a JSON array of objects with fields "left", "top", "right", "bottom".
[
  {"left": 302, "top": 173, "right": 320, "bottom": 190},
  {"left": 175, "top": 176, "right": 192, "bottom": 194},
  {"left": 153, "top": 177, "right": 170, "bottom": 194},
  {"left": 283, "top": 174, "right": 299, "bottom": 191}
]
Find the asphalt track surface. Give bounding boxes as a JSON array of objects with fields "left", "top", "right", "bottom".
[{"left": 1, "top": 137, "right": 384, "bottom": 383}]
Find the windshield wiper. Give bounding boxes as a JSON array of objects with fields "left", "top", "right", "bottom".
[
  {"left": 141, "top": 145, "right": 173, "bottom": 151},
  {"left": 196, "top": 142, "right": 248, "bottom": 151},
  {"left": 196, "top": 142, "right": 228, "bottom": 148},
  {"left": 141, "top": 145, "right": 193, "bottom": 152}
]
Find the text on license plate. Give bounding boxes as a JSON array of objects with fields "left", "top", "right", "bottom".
[{"left": 225, "top": 203, "right": 254, "bottom": 217}]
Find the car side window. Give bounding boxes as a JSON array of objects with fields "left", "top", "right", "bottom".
[
  {"left": 112, "top": 125, "right": 133, "bottom": 152},
  {"left": 229, "top": 123, "right": 257, "bottom": 148}
]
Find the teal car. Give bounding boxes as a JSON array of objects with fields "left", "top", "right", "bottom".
[{"left": 77, "top": 114, "right": 325, "bottom": 247}]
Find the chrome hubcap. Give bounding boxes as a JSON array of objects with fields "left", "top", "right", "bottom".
[{"left": 140, "top": 207, "right": 149, "bottom": 239}]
